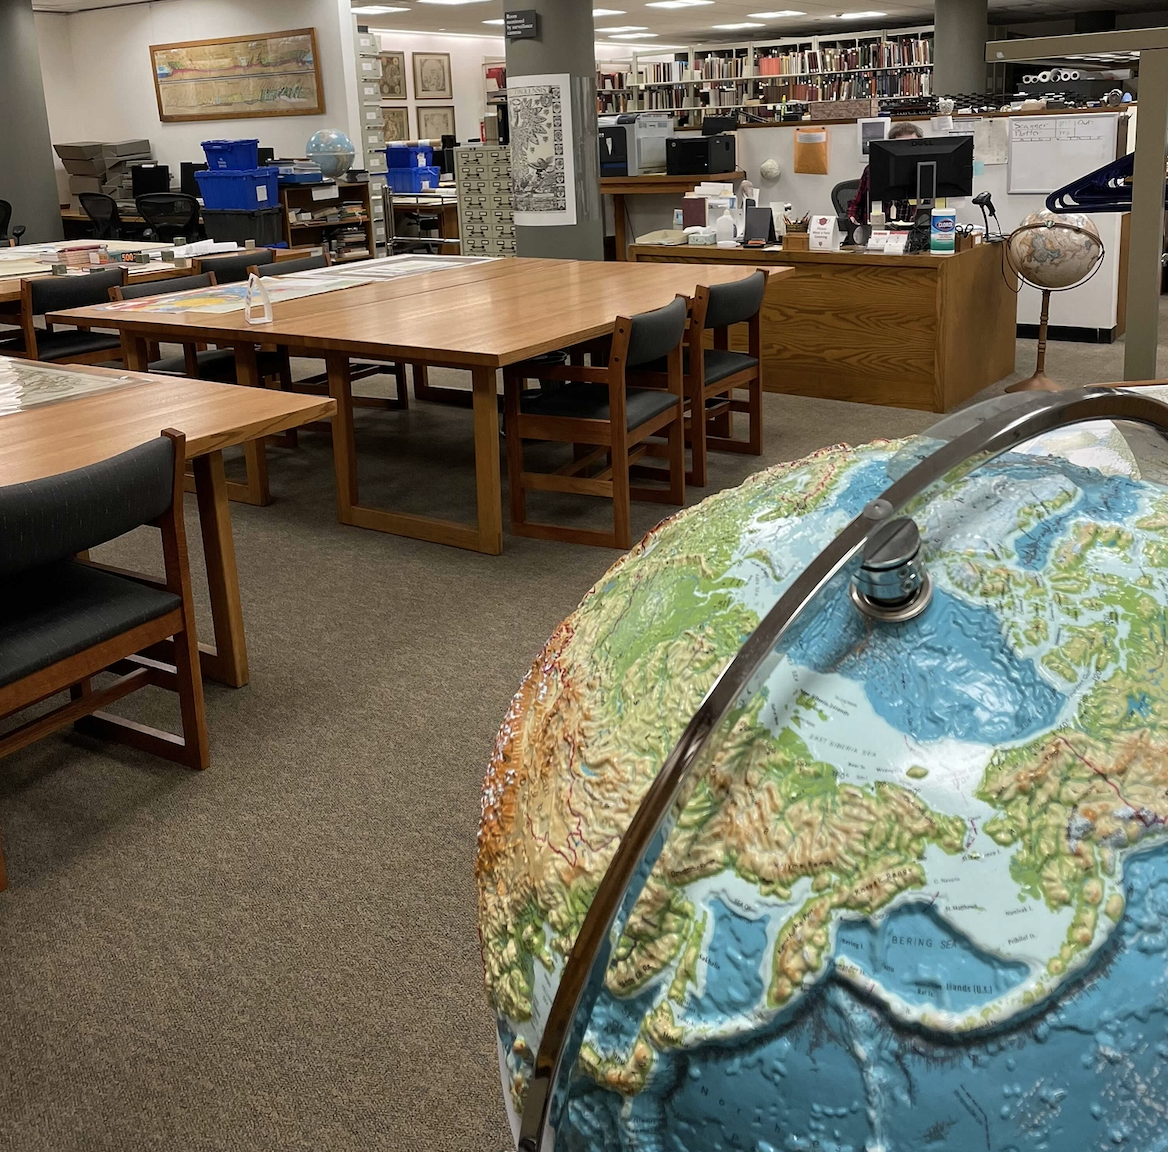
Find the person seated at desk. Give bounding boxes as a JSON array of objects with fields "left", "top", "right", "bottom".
[{"left": 847, "top": 122, "right": 923, "bottom": 225}]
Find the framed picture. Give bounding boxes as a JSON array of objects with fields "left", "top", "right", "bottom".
[
  {"left": 150, "top": 28, "right": 324, "bottom": 122},
  {"left": 416, "top": 105, "right": 455, "bottom": 141},
  {"left": 383, "top": 107, "right": 410, "bottom": 142},
  {"left": 379, "top": 50, "right": 406, "bottom": 99},
  {"left": 858, "top": 116, "right": 888, "bottom": 157},
  {"left": 413, "top": 52, "right": 452, "bottom": 100}
]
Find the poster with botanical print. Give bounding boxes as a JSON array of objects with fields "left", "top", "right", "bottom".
[{"left": 507, "top": 73, "right": 576, "bottom": 227}]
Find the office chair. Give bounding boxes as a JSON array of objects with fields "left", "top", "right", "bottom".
[
  {"left": 78, "top": 192, "right": 123, "bottom": 240},
  {"left": 831, "top": 180, "right": 861, "bottom": 217},
  {"left": 135, "top": 193, "right": 200, "bottom": 242},
  {"left": 0, "top": 200, "right": 23, "bottom": 244},
  {"left": 250, "top": 253, "right": 330, "bottom": 277},
  {"left": 193, "top": 248, "right": 273, "bottom": 284}
]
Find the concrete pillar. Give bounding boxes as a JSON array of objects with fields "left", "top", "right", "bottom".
[
  {"left": 505, "top": 0, "right": 604, "bottom": 260},
  {"left": 0, "top": 0, "right": 63, "bottom": 243},
  {"left": 933, "top": 0, "right": 989, "bottom": 97}
]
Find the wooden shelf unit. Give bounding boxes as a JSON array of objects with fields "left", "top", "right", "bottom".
[{"left": 280, "top": 180, "right": 375, "bottom": 262}]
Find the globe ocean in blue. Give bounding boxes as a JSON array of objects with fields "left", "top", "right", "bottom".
[
  {"left": 304, "top": 129, "right": 354, "bottom": 179},
  {"left": 478, "top": 422, "right": 1168, "bottom": 1152}
]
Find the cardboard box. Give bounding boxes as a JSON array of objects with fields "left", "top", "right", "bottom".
[
  {"left": 807, "top": 98, "right": 880, "bottom": 121},
  {"left": 68, "top": 174, "right": 104, "bottom": 194},
  {"left": 60, "top": 156, "right": 110, "bottom": 176},
  {"left": 54, "top": 141, "right": 105, "bottom": 161},
  {"left": 102, "top": 139, "right": 151, "bottom": 158}
]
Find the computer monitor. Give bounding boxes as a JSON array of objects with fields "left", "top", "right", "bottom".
[
  {"left": 257, "top": 146, "right": 274, "bottom": 166},
  {"left": 131, "top": 162, "right": 170, "bottom": 197},
  {"left": 868, "top": 136, "right": 974, "bottom": 204},
  {"left": 180, "top": 162, "right": 207, "bottom": 198}
]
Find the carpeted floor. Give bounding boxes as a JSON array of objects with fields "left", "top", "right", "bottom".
[{"left": 0, "top": 306, "right": 1163, "bottom": 1152}]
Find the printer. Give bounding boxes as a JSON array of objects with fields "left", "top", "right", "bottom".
[{"left": 598, "top": 114, "right": 674, "bottom": 177}]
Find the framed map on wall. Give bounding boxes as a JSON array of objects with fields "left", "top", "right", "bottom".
[{"left": 150, "top": 28, "right": 325, "bottom": 122}]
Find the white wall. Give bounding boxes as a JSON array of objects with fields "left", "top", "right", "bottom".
[{"left": 34, "top": 0, "right": 358, "bottom": 183}]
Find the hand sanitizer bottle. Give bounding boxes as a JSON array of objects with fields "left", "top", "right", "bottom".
[{"left": 715, "top": 207, "right": 736, "bottom": 248}]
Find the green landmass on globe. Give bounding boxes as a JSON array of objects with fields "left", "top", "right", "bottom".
[{"left": 477, "top": 429, "right": 1168, "bottom": 1151}]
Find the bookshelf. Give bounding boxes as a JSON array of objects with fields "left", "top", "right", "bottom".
[
  {"left": 629, "top": 25, "right": 933, "bottom": 122},
  {"left": 280, "top": 181, "right": 375, "bottom": 262}
]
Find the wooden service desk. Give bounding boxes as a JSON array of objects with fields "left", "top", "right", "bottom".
[
  {"left": 629, "top": 242, "right": 1018, "bottom": 412},
  {"left": 602, "top": 171, "right": 746, "bottom": 262},
  {"left": 0, "top": 360, "right": 335, "bottom": 687},
  {"left": 48, "top": 257, "right": 782, "bottom": 554}
]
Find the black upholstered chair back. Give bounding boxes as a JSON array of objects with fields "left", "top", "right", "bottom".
[
  {"left": 255, "top": 253, "right": 329, "bottom": 277},
  {"left": 115, "top": 272, "right": 215, "bottom": 301},
  {"left": 26, "top": 266, "right": 124, "bottom": 319},
  {"left": 0, "top": 199, "right": 12, "bottom": 241},
  {"left": 78, "top": 193, "right": 122, "bottom": 240},
  {"left": 135, "top": 193, "right": 200, "bottom": 242},
  {"left": 831, "top": 180, "right": 860, "bottom": 217},
  {"left": 199, "top": 249, "right": 273, "bottom": 284},
  {"left": 0, "top": 437, "right": 175, "bottom": 579},
  {"left": 703, "top": 270, "right": 767, "bottom": 331},
  {"left": 623, "top": 295, "right": 687, "bottom": 369}
]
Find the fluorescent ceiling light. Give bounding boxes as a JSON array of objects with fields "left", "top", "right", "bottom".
[
  {"left": 830, "top": 9, "right": 886, "bottom": 16},
  {"left": 597, "top": 24, "right": 648, "bottom": 31},
  {"left": 482, "top": 16, "right": 504, "bottom": 22},
  {"left": 748, "top": 9, "right": 806, "bottom": 16},
  {"left": 646, "top": 0, "right": 713, "bottom": 7},
  {"left": 713, "top": 21, "right": 764, "bottom": 28},
  {"left": 352, "top": 4, "right": 410, "bottom": 12},
  {"left": 417, "top": 0, "right": 492, "bottom": 5},
  {"left": 609, "top": 31, "right": 659, "bottom": 38},
  {"left": 592, "top": 7, "right": 626, "bottom": 13}
]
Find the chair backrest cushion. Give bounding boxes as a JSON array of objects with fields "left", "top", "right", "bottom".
[
  {"left": 624, "top": 295, "right": 688, "bottom": 369},
  {"left": 27, "top": 266, "right": 124, "bottom": 317},
  {"left": 200, "top": 249, "right": 274, "bottom": 284},
  {"left": 0, "top": 436, "right": 174, "bottom": 578},
  {"left": 703, "top": 270, "right": 767, "bottom": 331},
  {"left": 831, "top": 180, "right": 861, "bottom": 216},
  {"left": 257, "top": 254, "right": 329, "bottom": 277},
  {"left": 116, "top": 272, "right": 214, "bottom": 301}
]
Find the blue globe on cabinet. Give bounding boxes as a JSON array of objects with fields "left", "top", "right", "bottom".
[{"left": 305, "top": 129, "right": 354, "bottom": 179}]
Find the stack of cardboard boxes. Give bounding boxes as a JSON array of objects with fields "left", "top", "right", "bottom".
[{"left": 53, "top": 140, "right": 154, "bottom": 210}]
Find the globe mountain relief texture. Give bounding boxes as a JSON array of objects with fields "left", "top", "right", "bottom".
[{"left": 476, "top": 432, "right": 1168, "bottom": 1152}]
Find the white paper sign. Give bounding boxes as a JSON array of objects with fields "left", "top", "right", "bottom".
[
  {"left": 883, "top": 232, "right": 909, "bottom": 255},
  {"left": 808, "top": 214, "right": 839, "bottom": 251}
]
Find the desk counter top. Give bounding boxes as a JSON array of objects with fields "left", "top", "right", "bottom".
[
  {"left": 601, "top": 171, "right": 746, "bottom": 196},
  {"left": 629, "top": 242, "right": 982, "bottom": 268}
]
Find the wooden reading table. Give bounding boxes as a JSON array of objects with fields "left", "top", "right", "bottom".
[{"left": 49, "top": 257, "right": 783, "bottom": 555}]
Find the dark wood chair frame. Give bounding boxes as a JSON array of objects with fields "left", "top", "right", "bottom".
[
  {"left": 503, "top": 303, "right": 687, "bottom": 550},
  {"left": 0, "top": 429, "right": 210, "bottom": 890},
  {"left": 18, "top": 270, "right": 128, "bottom": 366}
]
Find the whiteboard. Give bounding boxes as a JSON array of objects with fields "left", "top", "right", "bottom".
[{"left": 1007, "top": 113, "right": 1119, "bottom": 195}]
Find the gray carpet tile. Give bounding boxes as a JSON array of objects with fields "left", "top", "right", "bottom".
[{"left": 0, "top": 301, "right": 1161, "bottom": 1152}]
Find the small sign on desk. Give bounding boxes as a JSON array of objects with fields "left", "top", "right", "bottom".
[
  {"left": 808, "top": 215, "right": 839, "bottom": 251},
  {"left": 505, "top": 10, "right": 540, "bottom": 40}
]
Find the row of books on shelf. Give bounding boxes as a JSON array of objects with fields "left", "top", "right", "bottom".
[
  {"left": 693, "top": 54, "right": 749, "bottom": 79},
  {"left": 597, "top": 92, "right": 635, "bottom": 113},
  {"left": 763, "top": 70, "right": 933, "bottom": 100},
  {"left": 597, "top": 70, "right": 632, "bottom": 90},
  {"left": 757, "top": 38, "right": 931, "bottom": 75}
]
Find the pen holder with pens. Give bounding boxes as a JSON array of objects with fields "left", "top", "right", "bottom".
[{"left": 244, "top": 272, "right": 272, "bottom": 325}]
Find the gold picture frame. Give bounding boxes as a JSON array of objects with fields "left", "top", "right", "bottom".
[
  {"left": 412, "top": 52, "right": 452, "bottom": 101},
  {"left": 150, "top": 28, "right": 324, "bottom": 122},
  {"left": 416, "top": 105, "right": 455, "bottom": 141},
  {"left": 379, "top": 50, "right": 406, "bottom": 100}
]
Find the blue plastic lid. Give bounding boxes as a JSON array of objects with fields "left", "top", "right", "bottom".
[
  {"left": 201, "top": 138, "right": 259, "bottom": 147},
  {"left": 195, "top": 165, "right": 279, "bottom": 179}
]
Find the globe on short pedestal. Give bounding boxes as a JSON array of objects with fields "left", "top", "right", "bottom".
[
  {"left": 1008, "top": 209, "right": 1104, "bottom": 292},
  {"left": 478, "top": 429, "right": 1168, "bottom": 1152},
  {"left": 305, "top": 129, "right": 355, "bottom": 179}
]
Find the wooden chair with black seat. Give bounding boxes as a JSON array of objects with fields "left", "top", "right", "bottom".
[
  {"left": 16, "top": 267, "right": 125, "bottom": 364},
  {"left": 503, "top": 295, "right": 688, "bottom": 550},
  {"left": 107, "top": 271, "right": 281, "bottom": 505},
  {"left": 0, "top": 431, "right": 209, "bottom": 889},
  {"left": 248, "top": 251, "right": 411, "bottom": 419},
  {"left": 677, "top": 269, "right": 767, "bottom": 487}
]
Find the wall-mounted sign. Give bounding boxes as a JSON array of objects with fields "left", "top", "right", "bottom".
[{"left": 505, "top": 10, "right": 540, "bottom": 41}]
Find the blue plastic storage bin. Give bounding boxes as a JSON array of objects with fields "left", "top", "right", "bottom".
[
  {"left": 386, "top": 166, "right": 441, "bottom": 193},
  {"left": 195, "top": 166, "right": 280, "bottom": 210},
  {"left": 201, "top": 139, "right": 260, "bottom": 170},
  {"left": 383, "top": 144, "right": 434, "bottom": 169}
]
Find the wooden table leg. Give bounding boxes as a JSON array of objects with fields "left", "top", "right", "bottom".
[
  {"left": 232, "top": 342, "right": 272, "bottom": 507},
  {"left": 122, "top": 332, "right": 150, "bottom": 371},
  {"left": 327, "top": 350, "right": 358, "bottom": 523},
  {"left": 613, "top": 194, "right": 628, "bottom": 262},
  {"left": 471, "top": 364, "right": 503, "bottom": 555},
  {"left": 191, "top": 450, "right": 249, "bottom": 688},
  {"left": 412, "top": 363, "right": 430, "bottom": 400}
]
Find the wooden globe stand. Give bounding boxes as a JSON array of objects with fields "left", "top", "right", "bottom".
[{"left": 1007, "top": 287, "right": 1063, "bottom": 393}]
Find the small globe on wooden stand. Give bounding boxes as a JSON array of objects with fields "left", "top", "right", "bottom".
[{"left": 1004, "top": 210, "right": 1105, "bottom": 393}]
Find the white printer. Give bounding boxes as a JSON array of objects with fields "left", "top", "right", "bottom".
[{"left": 598, "top": 114, "right": 675, "bottom": 177}]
